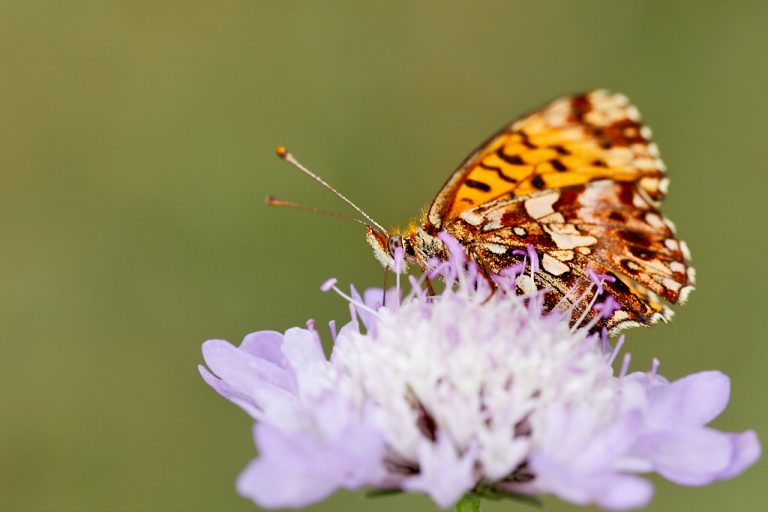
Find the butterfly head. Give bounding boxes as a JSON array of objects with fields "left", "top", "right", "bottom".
[
  {"left": 366, "top": 224, "right": 448, "bottom": 274},
  {"left": 365, "top": 226, "right": 416, "bottom": 273}
]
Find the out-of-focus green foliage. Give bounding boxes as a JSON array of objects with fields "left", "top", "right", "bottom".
[{"left": 1, "top": 2, "right": 765, "bottom": 511}]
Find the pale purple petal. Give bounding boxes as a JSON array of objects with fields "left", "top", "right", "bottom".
[
  {"left": 402, "top": 435, "right": 477, "bottom": 509},
  {"left": 239, "top": 331, "right": 286, "bottom": 366},
  {"left": 198, "top": 364, "right": 262, "bottom": 419},
  {"left": 363, "top": 287, "right": 399, "bottom": 312},
  {"left": 202, "top": 339, "right": 296, "bottom": 394},
  {"left": 526, "top": 451, "right": 653, "bottom": 510},
  {"left": 719, "top": 430, "right": 761, "bottom": 479},
  {"left": 237, "top": 424, "right": 342, "bottom": 507},
  {"left": 621, "top": 371, "right": 669, "bottom": 395},
  {"left": 533, "top": 406, "right": 642, "bottom": 473},
  {"left": 250, "top": 383, "right": 305, "bottom": 429},
  {"left": 280, "top": 327, "right": 326, "bottom": 372},
  {"left": 310, "top": 396, "right": 388, "bottom": 487},
  {"left": 200, "top": 338, "right": 299, "bottom": 420},
  {"left": 237, "top": 400, "right": 386, "bottom": 508},
  {"left": 576, "top": 411, "right": 643, "bottom": 467},
  {"left": 350, "top": 285, "right": 377, "bottom": 330},
  {"left": 332, "top": 319, "right": 361, "bottom": 350},
  {"left": 631, "top": 427, "right": 732, "bottom": 485},
  {"left": 522, "top": 406, "right": 652, "bottom": 510},
  {"left": 616, "top": 377, "right": 650, "bottom": 414},
  {"left": 591, "top": 474, "right": 654, "bottom": 511},
  {"left": 646, "top": 371, "right": 730, "bottom": 428}
]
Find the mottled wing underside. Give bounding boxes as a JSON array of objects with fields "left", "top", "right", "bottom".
[{"left": 428, "top": 90, "right": 693, "bottom": 331}]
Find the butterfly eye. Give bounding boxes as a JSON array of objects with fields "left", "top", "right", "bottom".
[{"left": 387, "top": 234, "right": 404, "bottom": 256}]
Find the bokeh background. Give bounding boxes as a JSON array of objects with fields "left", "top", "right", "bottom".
[{"left": 2, "top": 1, "right": 766, "bottom": 511}]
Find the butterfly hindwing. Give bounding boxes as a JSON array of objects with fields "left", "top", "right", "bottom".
[{"left": 448, "top": 184, "right": 692, "bottom": 330}]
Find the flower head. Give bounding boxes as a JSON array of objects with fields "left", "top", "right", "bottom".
[{"left": 200, "top": 237, "right": 760, "bottom": 510}]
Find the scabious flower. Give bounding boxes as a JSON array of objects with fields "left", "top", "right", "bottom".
[{"left": 199, "top": 234, "right": 760, "bottom": 511}]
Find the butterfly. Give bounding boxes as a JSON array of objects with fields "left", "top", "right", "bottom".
[
  {"left": 361, "top": 90, "right": 694, "bottom": 332},
  {"left": 275, "top": 90, "right": 694, "bottom": 333}
]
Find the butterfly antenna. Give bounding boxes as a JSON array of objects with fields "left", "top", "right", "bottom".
[
  {"left": 275, "top": 145, "right": 387, "bottom": 233},
  {"left": 266, "top": 196, "right": 369, "bottom": 226}
]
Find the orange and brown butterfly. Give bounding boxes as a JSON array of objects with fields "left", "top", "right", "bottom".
[{"left": 275, "top": 90, "right": 694, "bottom": 333}]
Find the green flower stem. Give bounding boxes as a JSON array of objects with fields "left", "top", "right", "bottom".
[{"left": 456, "top": 494, "right": 481, "bottom": 512}]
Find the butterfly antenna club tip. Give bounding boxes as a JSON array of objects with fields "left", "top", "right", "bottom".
[{"left": 275, "top": 145, "right": 304, "bottom": 169}]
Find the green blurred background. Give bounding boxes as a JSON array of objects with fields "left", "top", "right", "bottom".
[{"left": 1, "top": 1, "right": 766, "bottom": 511}]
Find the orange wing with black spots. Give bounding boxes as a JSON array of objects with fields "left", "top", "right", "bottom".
[
  {"left": 428, "top": 90, "right": 667, "bottom": 227},
  {"left": 421, "top": 90, "right": 693, "bottom": 332}
]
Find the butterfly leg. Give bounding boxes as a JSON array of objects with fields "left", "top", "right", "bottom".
[
  {"left": 468, "top": 251, "right": 500, "bottom": 303},
  {"left": 423, "top": 273, "right": 436, "bottom": 296},
  {"left": 477, "top": 263, "right": 499, "bottom": 304},
  {"left": 481, "top": 285, "right": 498, "bottom": 304}
]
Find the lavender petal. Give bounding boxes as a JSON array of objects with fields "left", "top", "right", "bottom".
[{"left": 646, "top": 371, "right": 730, "bottom": 428}]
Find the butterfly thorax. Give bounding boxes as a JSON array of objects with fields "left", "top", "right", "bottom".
[{"left": 407, "top": 225, "right": 447, "bottom": 269}]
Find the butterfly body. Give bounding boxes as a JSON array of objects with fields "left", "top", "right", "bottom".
[{"left": 365, "top": 90, "right": 695, "bottom": 333}]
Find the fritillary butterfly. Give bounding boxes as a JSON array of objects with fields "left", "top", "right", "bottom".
[{"left": 362, "top": 90, "right": 694, "bottom": 332}]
